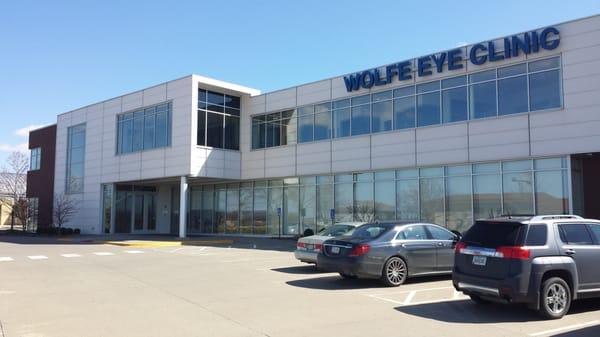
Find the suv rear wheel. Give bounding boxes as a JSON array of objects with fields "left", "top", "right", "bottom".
[
  {"left": 539, "top": 277, "right": 572, "bottom": 319},
  {"left": 381, "top": 257, "right": 407, "bottom": 287}
]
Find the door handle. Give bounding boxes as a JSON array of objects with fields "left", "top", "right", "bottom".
[
  {"left": 565, "top": 249, "right": 576, "bottom": 255},
  {"left": 437, "top": 242, "right": 444, "bottom": 247}
]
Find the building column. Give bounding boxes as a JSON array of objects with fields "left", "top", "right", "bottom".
[{"left": 179, "top": 176, "right": 188, "bottom": 238}]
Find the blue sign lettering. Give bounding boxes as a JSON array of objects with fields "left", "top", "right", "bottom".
[{"left": 343, "top": 26, "right": 561, "bottom": 92}]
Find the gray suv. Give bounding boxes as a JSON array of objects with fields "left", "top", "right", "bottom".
[{"left": 453, "top": 215, "right": 600, "bottom": 319}]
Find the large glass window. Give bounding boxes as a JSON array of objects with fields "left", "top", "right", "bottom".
[
  {"left": 250, "top": 57, "right": 562, "bottom": 149},
  {"left": 470, "top": 70, "right": 497, "bottom": 119},
  {"left": 446, "top": 172, "right": 472, "bottom": 232},
  {"left": 215, "top": 185, "right": 227, "bottom": 233},
  {"left": 66, "top": 124, "right": 86, "bottom": 194},
  {"left": 420, "top": 173, "right": 444, "bottom": 224},
  {"left": 267, "top": 183, "right": 283, "bottom": 235},
  {"left": 316, "top": 177, "right": 333, "bottom": 232},
  {"left": 226, "top": 185, "right": 239, "bottom": 234},
  {"left": 118, "top": 102, "right": 171, "bottom": 154},
  {"left": 201, "top": 186, "right": 214, "bottom": 233},
  {"left": 535, "top": 158, "right": 568, "bottom": 214},
  {"left": 240, "top": 185, "right": 253, "bottom": 234},
  {"left": 372, "top": 92, "right": 393, "bottom": 133},
  {"left": 351, "top": 95, "right": 371, "bottom": 136},
  {"left": 30, "top": 147, "right": 41, "bottom": 171},
  {"left": 354, "top": 173, "right": 374, "bottom": 222},
  {"left": 502, "top": 160, "right": 534, "bottom": 215},
  {"left": 498, "top": 64, "right": 528, "bottom": 115},
  {"left": 314, "top": 103, "right": 332, "bottom": 140},
  {"left": 284, "top": 184, "right": 300, "bottom": 235},
  {"left": 334, "top": 176, "right": 353, "bottom": 222},
  {"left": 442, "top": 76, "right": 468, "bottom": 123},
  {"left": 253, "top": 185, "right": 267, "bottom": 234},
  {"left": 198, "top": 89, "right": 240, "bottom": 150},
  {"left": 300, "top": 180, "right": 316, "bottom": 235},
  {"left": 473, "top": 171, "right": 502, "bottom": 220},
  {"left": 375, "top": 172, "right": 395, "bottom": 221},
  {"left": 417, "top": 82, "right": 441, "bottom": 127}
]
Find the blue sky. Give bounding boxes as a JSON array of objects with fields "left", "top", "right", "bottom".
[{"left": 1, "top": 0, "right": 599, "bottom": 163}]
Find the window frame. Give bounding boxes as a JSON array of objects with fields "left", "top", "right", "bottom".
[
  {"left": 116, "top": 101, "right": 172, "bottom": 155},
  {"left": 250, "top": 55, "right": 562, "bottom": 151},
  {"left": 30, "top": 147, "right": 41, "bottom": 171}
]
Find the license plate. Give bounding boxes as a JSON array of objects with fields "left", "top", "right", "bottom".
[
  {"left": 306, "top": 244, "right": 314, "bottom": 250},
  {"left": 331, "top": 246, "right": 340, "bottom": 254},
  {"left": 472, "top": 255, "right": 487, "bottom": 266}
]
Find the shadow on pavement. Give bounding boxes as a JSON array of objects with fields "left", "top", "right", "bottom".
[
  {"left": 395, "top": 298, "right": 600, "bottom": 324},
  {"left": 404, "top": 274, "right": 452, "bottom": 285},
  {"left": 286, "top": 275, "right": 386, "bottom": 290},
  {"left": 271, "top": 265, "right": 329, "bottom": 275}
]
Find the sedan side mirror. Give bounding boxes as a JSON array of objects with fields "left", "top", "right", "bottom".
[{"left": 450, "top": 230, "right": 462, "bottom": 241}]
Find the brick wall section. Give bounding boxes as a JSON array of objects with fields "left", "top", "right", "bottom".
[{"left": 26, "top": 125, "right": 57, "bottom": 227}]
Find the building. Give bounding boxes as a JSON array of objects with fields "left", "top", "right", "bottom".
[
  {"left": 26, "top": 15, "right": 600, "bottom": 237},
  {"left": 26, "top": 125, "right": 57, "bottom": 229}
]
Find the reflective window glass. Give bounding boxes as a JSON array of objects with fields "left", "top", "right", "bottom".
[
  {"left": 333, "top": 108, "right": 351, "bottom": 138},
  {"left": 442, "top": 86, "right": 468, "bottom": 123},
  {"left": 417, "top": 92, "right": 441, "bottom": 126},
  {"left": 351, "top": 105, "right": 371, "bottom": 135},
  {"left": 498, "top": 76, "right": 528, "bottom": 115},
  {"left": 470, "top": 81, "right": 497, "bottom": 119},
  {"left": 530, "top": 70, "right": 561, "bottom": 111},
  {"left": 372, "top": 100, "right": 393, "bottom": 133},
  {"left": 394, "top": 96, "right": 416, "bottom": 129}
]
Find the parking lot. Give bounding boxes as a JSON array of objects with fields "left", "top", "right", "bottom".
[{"left": 1, "top": 236, "right": 599, "bottom": 337}]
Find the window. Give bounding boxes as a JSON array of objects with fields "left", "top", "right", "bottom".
[
  {"left": 297, "top": 106, "right": 314, "bottom": 143},
  {"left": 417, "top": 82, "right": 441, "bottom": 127},
  {"left": 27, "top": 197, "right": 39, "bottom": 229},
  {"left": 117, "top": 102, "right": 171, "bottom": 154},
  {"left": 525, "top": 224, "right": 547, "bottom": 246},
  {"left": 372, "top": 91, "right": 393, "bottom": 133},
  {"left": 470, "top": 70, "right": 497, "bottom": 119},
  {"left": 559, "top": 224, "right": 594, "bottom": 245},
  {"left": 399, "top": 225, "right": 428, "bottom": 240},
  {"left": 198, "top": 89, "right": 240, "bottom": 150},
  {"left": 351, "top": 95, "right": 371, "bottom": 135},
  {"left": 498, "top": 64, "right": 528, "bottom": 115},
  {"left": 442, "top": 76, "right": 468, "bottom": 123},
  {"left": 30, "top": 147, "right": 41, "bottom": 170},
  {"left": 427, "top": 225, "right": 455, "bottom": 241},
  {"left": 314, "top": 103, "right": 332, "bottom": 140},
  {"left": 529, "top": 57, "right": 561, "bottom": 111},
  {"left": 588, "top": 224, "right": 600, "bottom": 244},
  {"left": 66, "top": 124, "right": 86, "bottom": 193},
  {"left": 250, "top": 57, "right": 562, "bottom": 148}
]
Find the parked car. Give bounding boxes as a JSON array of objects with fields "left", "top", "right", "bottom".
[
  {"left": 295, "top": 222, "right": 365, "bottom": 264},
  {"left": 453, "top": 215, "right": 600, "bottom": 319},
  {"left": 317, "top": 222, "right": 460, "bottom": 286}
]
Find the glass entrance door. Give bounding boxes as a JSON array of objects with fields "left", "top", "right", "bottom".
[{"left": 132, "top": 192, "right": 157, "bottom": 233}]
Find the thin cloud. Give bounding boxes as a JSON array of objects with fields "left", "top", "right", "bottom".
[
  {"left": 15, "top": 124, "right": 48, "bottom": 137},
  {"left": 0, "top": 143, "right": 28, "bottom": 153}
]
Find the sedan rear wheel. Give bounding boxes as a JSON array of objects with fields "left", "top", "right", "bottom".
[{"left": 381, "top": 257, "right": 407, "bottom": 287}]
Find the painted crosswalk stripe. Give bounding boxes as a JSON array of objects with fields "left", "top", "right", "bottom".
[
  {"left": 93, "top": 252, "right": 114, "bottom": 256},
  {"left": 61, "top": 254, "right": 81, "bottom": 258},
  {"left": 0, "top": 257, "right": 14, "bottom": 262},
  {"left": 28, "top": 255, "right": 48, "bottom": 260},
  {"left": 124, "top": 250, "right": 143, "bottom": 254}
]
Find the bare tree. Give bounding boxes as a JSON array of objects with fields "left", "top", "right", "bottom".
[
  {"left": 53, "top": 193, "right": 77, "bottom": 229},
  {"left": 346, "top": 202, "right": 375, "bottom": 222},
  {"left": 0, "top": 152, "right": 28, "bottom": 231}
]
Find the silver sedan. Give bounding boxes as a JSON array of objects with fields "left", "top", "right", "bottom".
[{"left": 294, "top": 223, "right": 365, "bottom": 264}]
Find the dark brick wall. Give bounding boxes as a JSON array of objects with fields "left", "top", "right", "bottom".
[{"left": 26, "top": 125, "right": 56, "bottom": 227}]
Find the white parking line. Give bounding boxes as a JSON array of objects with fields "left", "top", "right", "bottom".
[
  {"left": 403, "top": 291, "right": 417, "bottom": 305},
  {"left": 528, "top": 320, "right": 599, "bottom": 336},
  {"left": 0, "top": 257, "right": 13, "bottom": 262},
  {"left": 93, "top": 252, "right": 114, "bottom": 256},
  {"left": 124, "top": 250, "right": 143, "bottom": 254},
  {"left": 61, "top": 254, "right": 81, "bottom": 258},
  {"left": 27, "top": 255, "right": 48, "bottom": 260}
]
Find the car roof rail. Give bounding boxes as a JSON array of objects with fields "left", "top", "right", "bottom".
[
  {"left": 494, "top": 214, "right": 536, "bottom": 219},
  {"left": 529, "top": 215, "right": 584, "bottom": 221}
]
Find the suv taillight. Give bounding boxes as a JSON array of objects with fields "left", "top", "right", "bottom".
[
  {"left": 496, "top": 246, "right": 531, "bottom": 260},
  {"left": 455, "top": 242, "right": 467, "bottom": 254},
  {"left": 348, "top": 244, "right": 370, "bottom": 257}
]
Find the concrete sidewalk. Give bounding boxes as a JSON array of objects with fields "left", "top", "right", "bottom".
[{"left": 0, "top": 232, "right": 297, "bottom": 252}]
